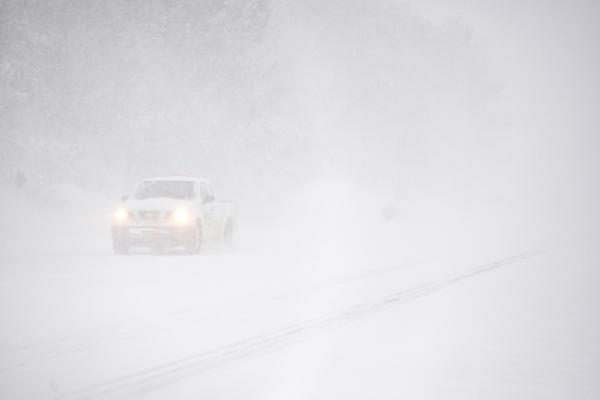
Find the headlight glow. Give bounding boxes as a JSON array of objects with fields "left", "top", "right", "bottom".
[
  {"left": 114, "top": 208, "right": 128, "bottom": 222},
  {"left": 173, "top": 207, "right": 192, "bottom": 225}
]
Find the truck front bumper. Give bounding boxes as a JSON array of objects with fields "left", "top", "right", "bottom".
[{"left": 111, "top": 225, "right": 196, "bottom": 247}]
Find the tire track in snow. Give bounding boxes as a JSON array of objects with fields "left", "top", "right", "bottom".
[
  {"left": 0, "top": 288, "right": 295, "bottom": 374},
  {"left": 55, "top": 252, "right": 534, "bottom": 400},
  {"left": 0, "top": 259, "right": 422, "bottom": 373}
]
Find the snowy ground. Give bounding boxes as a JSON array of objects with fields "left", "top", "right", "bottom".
[{"left": 0, "top": 185, "right": 598, "bottom": 399}]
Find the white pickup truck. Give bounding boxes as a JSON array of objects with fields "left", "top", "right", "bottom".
[{"left": 110, "top": 176, "right": 236, "bottom": 254}]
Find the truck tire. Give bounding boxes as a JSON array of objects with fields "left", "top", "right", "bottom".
[
  {"left": 185, "top": 222, "right": 202, "bottom": 254},
  {"left": 113, "top": 239, "right": 129, "bottom": 255},
  {"left": 223, "top": 219, "right": 233, "bottom": 247}
]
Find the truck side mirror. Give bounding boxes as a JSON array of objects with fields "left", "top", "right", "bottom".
[
  {"left": 204, "top": 194, "right": 215, "bottom": 203},
  {"left": 121, "top": 194, "right": 129, "bottom": 202}
]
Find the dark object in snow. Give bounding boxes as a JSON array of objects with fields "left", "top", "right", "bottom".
[
  {"left": 15, "top": 171, "right": 26, "bottom": 188},
  {"left": 380, "top": 204, "right": 397, "bottom": 222}
]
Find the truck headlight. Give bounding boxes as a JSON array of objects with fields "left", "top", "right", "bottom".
[
  {"left": 173, "top": 207, "right": 192, "bottom": 225},
  {"left": 114, "top": 208, "right": 129, "bottom": 222}
]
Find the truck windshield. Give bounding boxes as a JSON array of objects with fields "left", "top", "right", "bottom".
[{"left": 134, "top": 181, "right": 194, "bottom": 200}]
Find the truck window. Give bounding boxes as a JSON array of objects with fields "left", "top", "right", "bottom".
[{"left": 134, "top": 181, "right": 194, "bottom": 200}]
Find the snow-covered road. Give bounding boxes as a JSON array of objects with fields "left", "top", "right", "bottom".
[{"left": 0, "top": 188, "right": 598, "bottom": 399}]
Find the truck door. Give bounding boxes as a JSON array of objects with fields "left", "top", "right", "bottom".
[{"left": 199, "top": 182, "right": 218, "bottom": 239}]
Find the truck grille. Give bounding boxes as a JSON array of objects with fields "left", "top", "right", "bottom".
[{"left": 137, "top": 211, "right": 160, "bottom": 221}]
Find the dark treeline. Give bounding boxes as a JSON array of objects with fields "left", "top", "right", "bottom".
[{"left": 1, "top": 0, "right": 497, "bottom": 208}]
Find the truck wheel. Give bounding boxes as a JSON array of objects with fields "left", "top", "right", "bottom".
[
  {"left": 223, "top": 220, "right": 233, "bottom": 247},
  {"left": 186, "top": 222, "right": 202, "bottom": 254},
  {"left": 113, "top": 239, "right": 129, "bottom": 255}
]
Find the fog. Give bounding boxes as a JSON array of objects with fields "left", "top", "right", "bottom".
[{"left": 1, "top": 1, "right": 599, "bottom": 399}]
